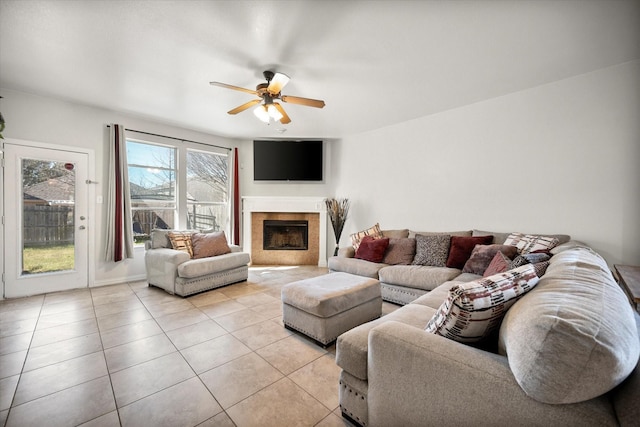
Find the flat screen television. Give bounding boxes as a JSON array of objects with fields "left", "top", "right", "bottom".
[{"left": 253, "top": 140, "right": 323, "bottom": 181}]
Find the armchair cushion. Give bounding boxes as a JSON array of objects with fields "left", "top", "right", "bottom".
[{"left": 177, "top": 252, "right": 251, "bottom": 279}]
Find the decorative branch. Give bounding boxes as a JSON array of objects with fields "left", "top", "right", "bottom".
[{"left": 325, "top": 198, "right": 350, "bottom": 256}]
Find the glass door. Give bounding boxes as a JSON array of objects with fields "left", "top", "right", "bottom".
[{"left": 3, "top": 143, "right": 89, "bottom": 298}]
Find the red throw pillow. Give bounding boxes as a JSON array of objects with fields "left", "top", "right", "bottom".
[
  {"left": 445, "top": 235, "right": 494, "bottom": 269},
  {"left": 355, "top": 236, "right": 390, "bottom": 263}
]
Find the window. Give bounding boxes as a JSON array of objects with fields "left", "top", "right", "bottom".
[
  {"left": 126, "top": 139, "right": 230, "bottom": 244},
  {"left": 127, "top": 141, "right": 176, "bottom": 243},
  {"left": 186, "top": 149, "right": 228, "bottom": 232}
]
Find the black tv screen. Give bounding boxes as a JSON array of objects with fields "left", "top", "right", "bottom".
[{"left": 253, "top": 140, "right": 323, "bottom": 181}]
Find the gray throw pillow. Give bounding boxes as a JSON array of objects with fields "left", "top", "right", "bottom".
[{"left": 412, "top": 234, "right": 451, "bottom": 267}]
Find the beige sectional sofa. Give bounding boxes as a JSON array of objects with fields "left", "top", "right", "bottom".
[
  {"left": 328, "top": 228, "right": 570, "bottom": 305},
  {"left": 334, "top": 242, "right": 640, "bottom": 426}
]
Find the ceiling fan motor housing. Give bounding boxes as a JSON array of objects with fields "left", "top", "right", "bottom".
[{"left": 263, "top": 70, "right": 275, "bottom": 82}]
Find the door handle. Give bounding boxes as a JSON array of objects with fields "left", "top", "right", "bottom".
[
  {"left": 79, "top": 225, "right": 86, "bottom": 230},
  {"left": 80, "top": 216, "right": 86, "bottom": 220}
]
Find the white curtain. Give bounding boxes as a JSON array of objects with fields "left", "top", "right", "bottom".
[{"left": 104, "top": 124, "right": 134, "bottom": 261}]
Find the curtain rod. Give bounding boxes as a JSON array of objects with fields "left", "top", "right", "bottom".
[{"left": 106, "top": 125, "right": 232, "bottom": 151}]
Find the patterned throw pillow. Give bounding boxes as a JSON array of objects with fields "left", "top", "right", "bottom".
[
  {"left": 483, "top": 251, "right": 513, "bottom": 277},
  {"left": 191, "top": 231, "right": 231, "bottom": 259},
  {"left": 532, "top": 260, "right": 551, "bottom": 277},
  {"left": 354, "top": 236, "right": 390, "bottom": 263},
  {"left": 504, "top": 233, "right": 559, "bottom": 254},
  {"left": 510, "top": 252, "right": 552, "bottom": 268},
  {"left": 168, "top": 231, "right": 194, "bottom": 258},
  {"left": 382, "top": 238, "right": 416, "bottom": 265},
  {"left": 350, "top": 223, "right": 383, "bottom": 251},
  {"left": 462, "top": 244, "right": 518, "bottom": 275},
  {"left": 411, "top": 234, "right": 451, "bottom": 267},
  {"left": 445, "top": 235, "right": 494, "bottom": 269},
  {"left": 425, "top": 264, "right": 540, "bottom": 343}
]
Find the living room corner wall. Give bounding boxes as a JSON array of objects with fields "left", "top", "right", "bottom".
[
  {"left": 0, "top": 89, "right": 239, "bottom": 286},
  {"left": 331, "top": 61, "right": 640, "bottom": 266}
]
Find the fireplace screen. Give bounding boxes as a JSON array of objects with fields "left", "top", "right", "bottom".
[{"left": 263, "top": 220, "right": 309, "bottom": 251}]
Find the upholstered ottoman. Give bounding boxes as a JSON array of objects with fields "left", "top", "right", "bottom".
[{"left": 281, "top": 272, "right": 382, "bottom": 346}]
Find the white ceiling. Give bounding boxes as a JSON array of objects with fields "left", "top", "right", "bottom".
[{"left": 1, "top": 0, "right": 639, "bottom": 140}]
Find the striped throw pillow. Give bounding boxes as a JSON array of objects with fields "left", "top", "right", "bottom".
[
  {"left": 168, "top": 231, "right": 194, "bottom": 258},
  {"left": 425, "top": 264, "right": 539, "bottom": 343}
]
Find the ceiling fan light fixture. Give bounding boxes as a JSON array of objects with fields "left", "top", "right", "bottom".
[
  {"left": 267, "top": 104, "right": 283, "bottom": 121},
  {"left": 253, "top": 104, "right": 270, "bottom": 123},
  {"left": 253, "top": 103, "right": 284, "bottom": 123}
]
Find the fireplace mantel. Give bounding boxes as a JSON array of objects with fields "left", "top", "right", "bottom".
[{"left": 242, "top": 197, "right": 327, "bottom": 267}]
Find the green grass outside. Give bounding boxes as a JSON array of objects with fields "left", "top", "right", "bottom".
[{"left": 23, "top": 243, "right": 75, "bottom": 274}]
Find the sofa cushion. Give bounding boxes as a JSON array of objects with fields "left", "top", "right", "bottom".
[
  {"left": 411, "top": 280, "right": 461, "bottom": 310},
  {"left": 336, "top": 303, "right": 436, "bottom": 380},
  {"left": 328, "top": 256, "right": 386, "bottom": 279},
  {"left": 381, "top": 229, "right": 410, "bottom": 239},
  {"left": 499, "top": 247, "right": 640, "bottom": 404},
  {"left": 381, "top": 238, "right": 416, "bottom": 265},
  {"left": 168, "top": 231, "right": 194, "bottom": 258},
  {"left": 445, "top": 235, "right": 494, "bottom": 269},
  {"left": 150, "top": 228, "right": 172, "bottom": 249},
  {"left": 177, "top": 252, "right": 250, "bottom": 279},
  {"left": 412, "top": 234, "right": 451, "bottom": 267},
  {"left": 350, "top": 223, "right": 383, "bottom": 250},
  {"left": 379, "top": 265, "right": 463, "bottom": 291},
  {"left": 408, "top": 230, "right": 472, "bottom": 239},
  {"left": 504, "top": 233, "right": 559, "bottom": 254},
  {"left": 191, "top": 231, "right": 231, "bottom": 259},
  {"left": 425, "top": 264, "right": 539, "bottom": 343},
  {"left": 355, "top": 236, "right": 389, "bottom": 263},
  {"left": 462, "top": 244, "right": 518, "bottom": 275},
  {"left": 472, "top": 229, "right": 571, "bottom": 247}
]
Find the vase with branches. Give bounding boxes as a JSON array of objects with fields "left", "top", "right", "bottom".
[{"left": 325, "top": 198, "right": 350, "bottom": 256}]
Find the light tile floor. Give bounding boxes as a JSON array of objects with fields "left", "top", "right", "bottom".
[{"left": 0, "top": 266, "right": 399, "bottom": 427}]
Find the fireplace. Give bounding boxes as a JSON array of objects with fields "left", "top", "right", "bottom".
[
  {"left": 242, "top": 197, "right": 327, "bottom": 266},
  {"left": 263, "top": 220, "right": 309, "bottom": 251}
]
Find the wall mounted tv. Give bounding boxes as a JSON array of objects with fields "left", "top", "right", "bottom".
[{"left": 253, "top": 140, "right": 323, "bottom": 181}]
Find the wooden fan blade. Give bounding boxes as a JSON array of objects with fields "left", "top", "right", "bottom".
[
  {"left": 273, "top": 103, "right": 291, "bottom": 124},
  {"left": 267, "top": 72, "right": 290, "bottom": 95},
  {"left": 281, "top": 95, "right": 325, "bottom": 108},
  {"left": 227, "top": 99, "right": 261, "bottom": 115},
  {"left": 210, "top": 81, "right": 258, "bottom": 96}
]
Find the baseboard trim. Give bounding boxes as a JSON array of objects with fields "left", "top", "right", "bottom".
[{"left": 92, "top": 274, "right": 147, "bottom": 288}]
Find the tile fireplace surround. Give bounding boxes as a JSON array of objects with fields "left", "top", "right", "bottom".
[{"left": 242, "top": 197, "right": 328, "bottom": 267}]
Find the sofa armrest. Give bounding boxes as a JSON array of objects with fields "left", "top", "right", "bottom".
[
  {"left": 338, "top": 246, "right": 355, "bottom": 258},
  {"left": 367, "top": 321, "right": 615, "bottom": 427},
  {"left": 145, "top": 248, "right": 190, "bottom": 292},
  {"left": 229, "top": 244, "right": 242, "bottom": 253}
]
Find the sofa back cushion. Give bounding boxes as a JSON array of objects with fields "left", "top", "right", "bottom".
[
  {"left": 472, "top": 229, "right": 571, "bottom": 246},
  {"left": 150, "top": 228, "right": 172, "bottom": 249},
  {"left": 499, "top": 247, "right": 640, "bottom": 404}
]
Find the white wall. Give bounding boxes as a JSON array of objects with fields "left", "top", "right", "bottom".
[
  {"left": 237, "top": 138, "right": 337, "bottom": 199},
  {"left": 1, "top": 89, "right": 239, "bottom": 286},
  {"left": 332, "top": 61, "right": 640, "bottom": 266}
]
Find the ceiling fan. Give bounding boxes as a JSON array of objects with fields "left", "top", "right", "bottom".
[{"left": 209, "top": 71, "right": 325, "bottom": 124}]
